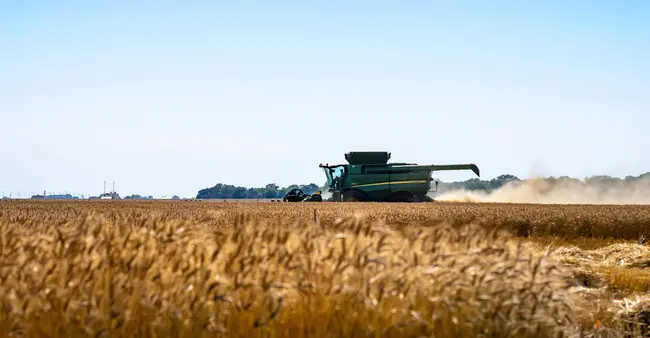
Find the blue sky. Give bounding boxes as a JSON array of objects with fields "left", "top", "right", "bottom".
[{"left": 1, "top": 1, "right": 649, "bottom": 198}]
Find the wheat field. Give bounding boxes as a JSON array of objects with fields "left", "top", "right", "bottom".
[{"left": 1, "top": 200, "right": 649, "bottom": 337}]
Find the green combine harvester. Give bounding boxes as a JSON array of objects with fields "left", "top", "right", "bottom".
[{"left": 317, "top": 151, "right": 480, "bottom": 202}]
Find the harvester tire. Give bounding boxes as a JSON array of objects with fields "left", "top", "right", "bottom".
[
  {"left": 343, "top": 190, "right": 367, "bottom": 202},
  {"left": 390, "top": 191, "right": 417, "bottom": 203},
  {"left": 420, "top": 195, "right": 434, "bottom": 202}
]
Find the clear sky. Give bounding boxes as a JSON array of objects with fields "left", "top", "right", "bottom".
[{"left": 1, "top": 1, "right": 649, "bottom": 198}]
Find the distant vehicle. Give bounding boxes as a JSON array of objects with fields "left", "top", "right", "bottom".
[{"left": 282, "top": 189, "right": 323, "bottom": 202}]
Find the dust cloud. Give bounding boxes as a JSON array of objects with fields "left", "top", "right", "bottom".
[
  {"left": 432, "top": 177, "right": 650, "bottom": 205},
  {"left": 321, "top": 190, "right": 332, "bottom": 200}
]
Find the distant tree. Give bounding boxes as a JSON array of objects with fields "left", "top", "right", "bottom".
[
  {"left": 263, "top": 183, "right": 279, "bottom": 198},
  {"left": 246, "top": 188, "right": 261, "bottom": 199},
  {"left": 301, "top": 183, "right": 320, "bottom": 194},
  {"left": 496, "top": 174, "right": 519, "bottom": 182},
  {"left": 232, "top": 187, "right": 247, "bottom": 199}
]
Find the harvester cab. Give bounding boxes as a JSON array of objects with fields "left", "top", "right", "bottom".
[{"left": 319, "top": 151, "right": 479, "bottom": 202}]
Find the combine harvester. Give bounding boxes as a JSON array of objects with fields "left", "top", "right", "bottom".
[{"left": 284, "top": 151, "right": 480, "bottom": 202}]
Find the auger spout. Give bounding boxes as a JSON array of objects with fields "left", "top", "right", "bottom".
[
  {"left": 429, "top": 164, "right": 480, "bottom": 177},
  {"left": 364, "top": 164, "right": 480, "bottom": 177}
]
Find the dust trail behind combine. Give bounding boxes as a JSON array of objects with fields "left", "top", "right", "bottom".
[{"left": 433, "top": 177, "right": 650, "bottom": 204}]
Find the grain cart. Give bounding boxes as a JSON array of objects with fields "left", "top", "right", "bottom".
[{"left": 319, "top": 151, "right": 479, "bottom": 202}]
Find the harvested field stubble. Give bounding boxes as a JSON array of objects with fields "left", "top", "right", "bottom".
[{"left": 0, "top": 200, "right": 649, "bottom": 337}]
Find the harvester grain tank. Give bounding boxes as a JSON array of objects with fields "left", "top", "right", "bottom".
[{"left": 319, "top": 152, "right": 479, "bottom": 202}]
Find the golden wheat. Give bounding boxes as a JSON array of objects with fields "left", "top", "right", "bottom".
[{"left": 0, "top": 200, "right": 649, "bottom": 337}]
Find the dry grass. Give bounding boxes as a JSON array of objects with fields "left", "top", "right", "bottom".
[
  {"left": 607, "top": 267, "right": 650, "bottom": 293},
  {"left": 531, "top": 238, "right": 650, "bottom": 337},
  {"left": 543, "top": 241, "right": 650, "bottom": 294},
  {"left": 0, "top": 200, "right": 650, "bottom": 337}
]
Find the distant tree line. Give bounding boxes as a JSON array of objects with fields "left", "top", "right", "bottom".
[
  {"left": 437, "top": 174, "right": 521, "bottom": 192},
  {"left": 437, "top": 172, "right": 650, "bottom": 193},
  {"left": 115, "top": 195, "right": 180, "bottom": 200},
  {"left": 31, "top": 194, "right": 79, "bottom": 200},
  {"left": 29, "top": 193, "right": 172, "bottom": 200},
  {"left": 196, "top": 183, "right": 322, "bottom": 199},
  {"left": 123, "top": 195, "right": 155, "bottom": 200}
]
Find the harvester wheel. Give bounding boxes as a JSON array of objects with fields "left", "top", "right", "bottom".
[
  {"left": 390, "top": 191, "right": 417, "bottom": 203},
  {"left": 342, "top": 190, "right": 366, "bottom": 202}
]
